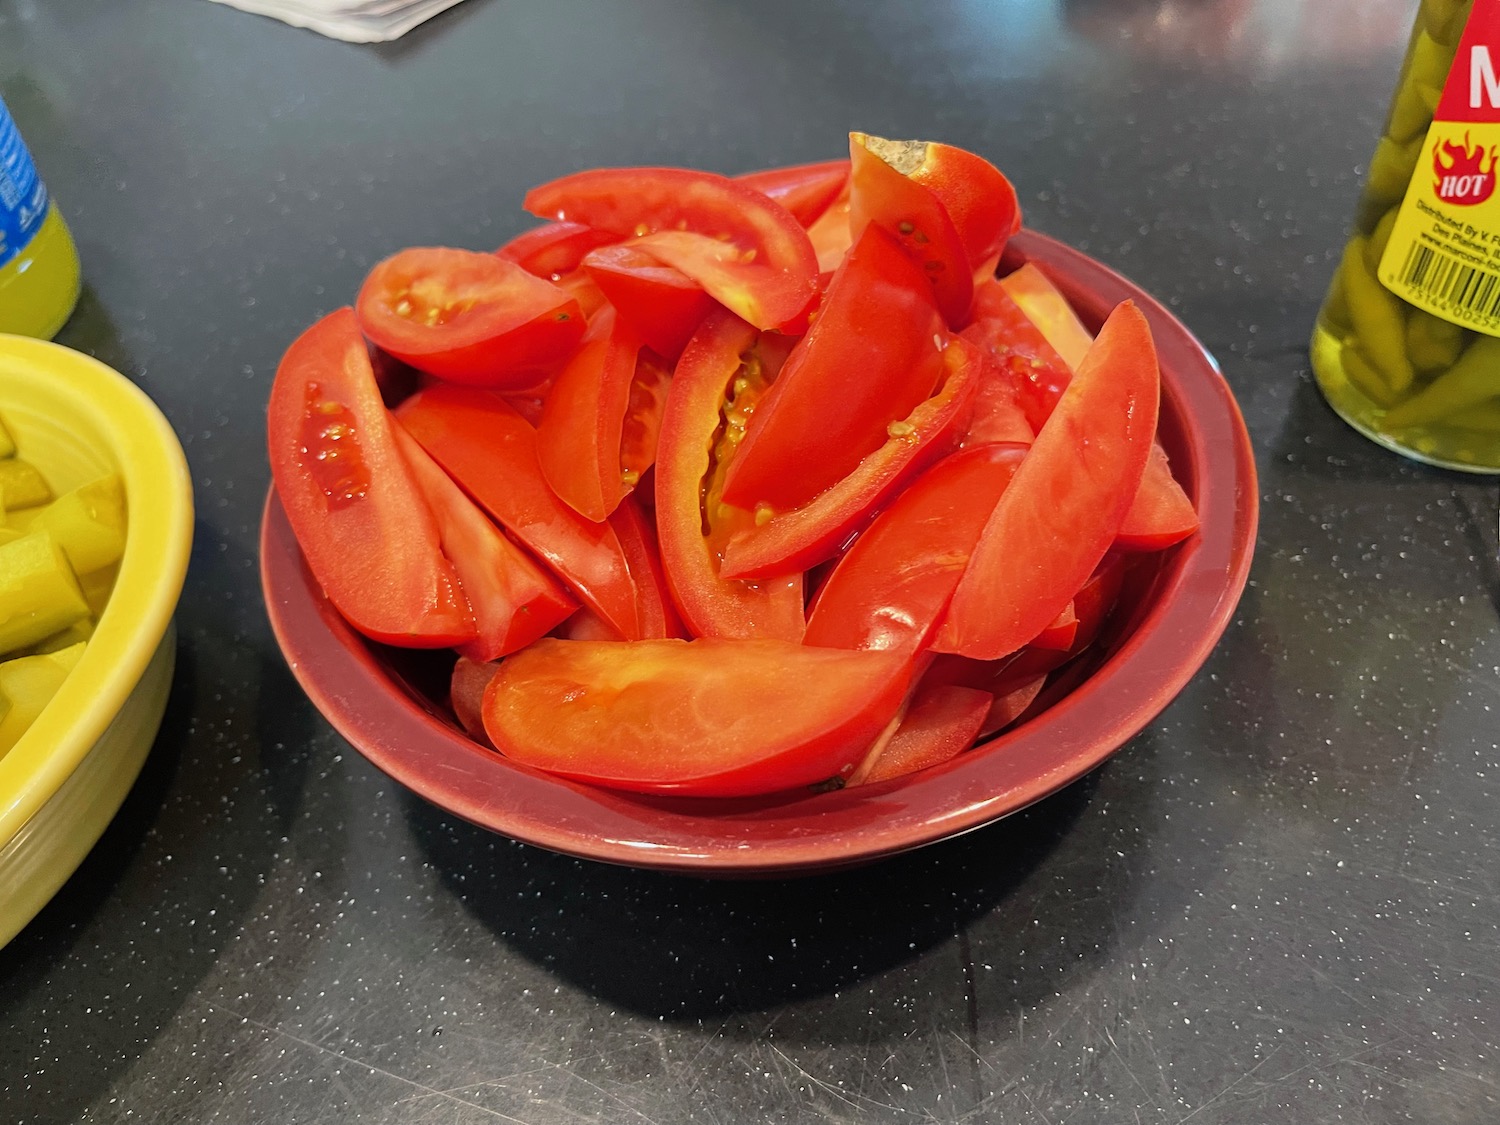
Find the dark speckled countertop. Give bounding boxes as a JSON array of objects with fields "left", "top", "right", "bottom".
[{"left": 3, "top": 1, "right": 1499, "bottom": 1121}]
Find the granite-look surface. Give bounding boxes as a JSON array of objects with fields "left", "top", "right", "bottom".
[{"left": 3, "top": 1, "right": 1497, "bottom": 1121}]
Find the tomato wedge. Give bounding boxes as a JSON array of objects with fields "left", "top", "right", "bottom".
[
  {"left": 802, "top": 441, "right": 1028, "bottom": 653},
  {"left": 608, "top": 493, "right": 685, "bottom": 639},
  {"left": 392, "top": 422, "right": 577, "bottom": 660},
  {"left": 536, "top": 308, "right": 670, "bottom": 522},
  {"left": 450, "top": 656, "right": 499, "bottom": 746},
  {"left": 267, "top": 308, "right": 474, "bottom": 647},
  {"left": 853, "top": 136, "right": 1020, "bottom": 275},
  {"left": 497, "top": 222, "right": 618, "bottom": 279},
  {"left": 722, "top": 223, "right": 948, "bottom": 513},
  {"left": 999, "top": 262, "right": 1094, "bottom": 372},
  {"left": 1117, "top": 442, "right": 1199, "bottom": 550},
  {"left": 736, "top": 160, "right": 850, "bottom": 227},
  {"left": 581, "top": 244, "right": 715, "bottom": 360},
  {"left": 720, "top": 334, "right": 985, "bottom": 581},
  {"left": 395, "top": 384, "right": 644, "bottom": 639},
  {"left": 524, "top": 167, "right": 818, "bottom": 330},
  {"left": 932, "top": 302, "right": 1159, "bottom": 659},
  {"left": 851, "top": 683, "right": 992, "bottom": 786},
  {"left": 481, "top": 638, "right": 912, "bottom": 796},
  {"left": 848, "top": 133, "right": 974, "bottom": 328},
  {"left": 654, "top": 310, "right": 805, "bottom": 640},
  {"left": 962, "top": 277, "right": 1071, "bottom": 431},
  {"left": 355, "top": 247, "right": 586, "bottom": 390}
]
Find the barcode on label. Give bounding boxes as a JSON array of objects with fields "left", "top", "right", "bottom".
[{"left": 1398, "top": 242, "right": 1500, "bottom": 323}]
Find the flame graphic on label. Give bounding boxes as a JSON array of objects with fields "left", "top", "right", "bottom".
[{"left": 1433, "top": 131, "right": 1498, "bottom": 205}]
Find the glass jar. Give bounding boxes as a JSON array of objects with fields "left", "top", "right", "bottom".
[
  {"left": 0, "top": 94, "right": 81, "bottom": 340},
  {"left": 1309, "top": 0, "right": 1500, "bottom": 473}
]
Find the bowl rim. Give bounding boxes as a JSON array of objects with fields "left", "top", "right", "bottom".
[
  {"left": 0, "top": 335, "right": 194, "bottom": 844},
  {"left": 260, "top": 229, "right": 1259, "bottom": 876}
]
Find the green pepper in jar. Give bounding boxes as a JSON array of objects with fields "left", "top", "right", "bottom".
[{"left": 1382, "top": 334, "right": 1500, "bottom": 428}]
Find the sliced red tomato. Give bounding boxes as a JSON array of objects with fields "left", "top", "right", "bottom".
[
  {"left": 355, "top": 247, "right": 586, "bottom": 390},
  {"left": 608, "top": 493, "right": 685, "bottom": 639},
  {"left": 802, "top": 441, "right": 1028, "bottom": 653},
  {"left": 496, "top": 222, "right": 618, "bottom": 279},
  {"left": 878, "top": 138, "right": 1021, "bottom": 273},
  {"left": 962, "top": 278, "right": 1072, "bottom": 431},
  {"left": 524, "top": 167, "right": 818, "bottom": 330},
  {"left": 535, "top": 308, "right": 666, "bottom": 522},
  {"left": 848, "top": 133, "right": 974, "bottom": 328},
  {"left": 392, "top": 422, "right": 577, "bottom": 660},
  {"left": 450, "top": 656, "right": 500, "bottom": 746},
  {"left": 999, "top": 262, "right": 1094, "bottom": 371},
  {"left": 932, "top": 303, "right": 1159, "bottom": 659},
  {"left": 267, "top": 308, "right": 474, "bottom": 647},
  {"left": 654, "top": 310, "right": 805, "bottom": 640},
  {"left": 721, "top": 223, "right": 948, "bottom": 513},
  {"left": 980, "top": 674, "right": 1048, "bottom": 738},
  {"left": 970, "top": 277, "right": 1196, "bottom": 549},
  {"left": 581, "top": 244, "right": 715, "bottom": 360},
  {"left": 553, "top": 268, "right": 611, "bottom": 321},
  {"left": 481, "top": 637, "right": 912, "bottom": 796},
  {"left": 806, "top": 186, "right": 854, "bottom": 274},
  {"left": 962, "top": 352, "right": 1036, "bottom": 446},
  {"left": 721, "top": 335, "right": 986, "bottom": 581},
  {"left": 736, "top": 160, "right": 850, "bottom": 227},
  {"left": 395, "top": 384, "right": 644, "bottom": 639},
  {"left": 1117, "top": 442, "right": 1199, "bottom": 550},
  {"left": 1030, "top": 602, "right": 1078, "bottom": 651},
  {"left": 852, "top": 683, "right": 992, "bottom": 786}
]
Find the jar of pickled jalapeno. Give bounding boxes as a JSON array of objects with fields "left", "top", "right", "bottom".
[{"left": 1310, "top": 0, "right": 1500, "bottom": 472}]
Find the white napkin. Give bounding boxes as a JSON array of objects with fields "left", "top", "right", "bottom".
[{"left": 207, "top": 0, "right": 468, "bottom": 43}]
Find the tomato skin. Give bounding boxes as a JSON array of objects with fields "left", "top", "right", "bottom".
[
  {"left": 803, "top": 441, "right": 1028, "bottom": 653},
  {"left": 392, "top": 422, "right": 578, "bottom": 660},
  {"left": 720, "top": 335, "right": 987, "bottom": 582},
  {"left": 899, "top": 141, "right": 1021, "bottom": 272},
  {"left": 852, "top": 683, "right": 992, "bottom": 786},
  {"left": 848, "top": 134, "right": 974, "bottom": 328},
  {"left": 394, "top": 384, "right": 645, "bottom": 640},
  {"left": 524, "top": 167, "right": 819, "bottom": 330},
  {"left": 496, "top": 222, "right": 618, "bottom": 279},
  {"left": 933, "top": 302, "right": 1159, "bottom": 660},
  {"left": 450, "top": 656, "right": 500, "bottom": 746},
  {"left": 536, "top": 308, "right": 648, "bottom": 522},
  {"left": 653, "top": 310, "right": 805, "bottom": 641},
  {"left": 267, "top": 308, "right": 475, "bottom": 647},
  {"left": 581, "top": 244, "right": 715, "bottom": 360},
  {"left": 721, "top": 223, "right": 948, "bottom": 513},
  {"left": 1117, "top": 442, "right": 1199, "bottom": 550},
  {"left": 356, "top": 247, "right": 586, "bottom": 390},
  {"left": 736, "top": 160, "right": 850, "bottom": 227},
  {"left": 481, "top": 637, "right": 912, "bottom": 796},
  {"left": 608, "top": 493, "right": 686, "bottom": 639}
]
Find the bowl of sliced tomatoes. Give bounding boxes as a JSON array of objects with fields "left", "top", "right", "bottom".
[{"left": 260, "top": 135, "right": 1257, "bottom": 875}]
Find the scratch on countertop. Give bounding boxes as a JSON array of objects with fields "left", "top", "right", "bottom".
[{"left": 195, "top": 997, "right": 535, "bottom": 1124}]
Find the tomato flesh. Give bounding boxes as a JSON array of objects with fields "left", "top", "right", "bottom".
[
  {"left": 803, "top": 441, "right": 1028, "bottom": 654},
  {"left": 722, "top": 223, "right": 948, "bottom": 513},
  {"left": 268, "top": 308, "right": 474, "bottom": 647},
  {"left": 356, "top": 247, "right": 586, "bottom": 390},
  {"left": 848, "top": 133, "right": 974, "bottom": 328},
  {"left": 736, "top": 160, "right": 850, "bottom": 227},
  {"left": 481, "top": 638, "right": 913, "bottom": 796},
  {"left": 524, "top": 167, "right": 819, "bottom": 330},
  {"left": 497, "top": 222, "right": 619, "bottom": 279},
  {"left": 933, "top": 302, "right": 1160, "bottom": 659},
  {"left": 395, "top": 384, "right": 645, "bottom": 639},
  {"left": 582, "top": 243, "right": 715, "bottom": 359},
  {"left": 653, "top": 310, "right": 805, "bottom": 640}
]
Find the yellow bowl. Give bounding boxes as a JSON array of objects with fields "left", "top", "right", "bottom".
[{"left": 0, "top": 334, "right": 192, "bottom": 948}]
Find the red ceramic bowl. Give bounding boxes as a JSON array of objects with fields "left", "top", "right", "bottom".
[{"left": 260, "top": 230, "right": 1258, "bottom": 877}]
